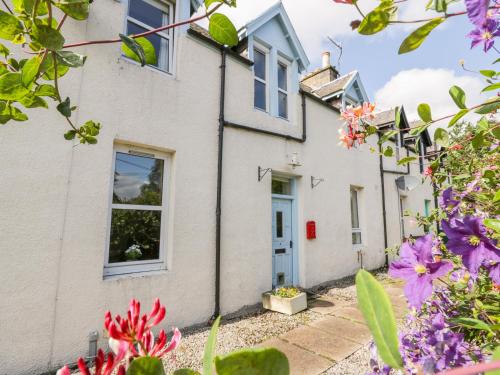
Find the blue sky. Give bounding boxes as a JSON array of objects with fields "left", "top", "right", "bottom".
[{"left": 208, "top": 0, "right": 496, "bottom": 122}]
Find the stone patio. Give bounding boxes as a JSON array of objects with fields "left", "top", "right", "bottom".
[{"left": 258, "top": 281, "right": 407, "bottom": 375}]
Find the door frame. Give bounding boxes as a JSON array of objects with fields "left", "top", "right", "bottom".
[{"left": 271, "top": 176, "right": 299, "bottom": 286}]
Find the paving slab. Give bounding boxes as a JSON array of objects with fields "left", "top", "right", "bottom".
[
  {"left": 259, "top": 338, "right": 334, "bottom": 375},
  {"left": 281, "top": 325, "right": 361, "bottom": 362},
  {"left": 330, "top": 305, "right": 366, "bottom": 324},
  {"left": 308, "top": 297, "right": 349, "bottom": 315},
  {"left": 308, "top": 316, "right": 372, "bottom": 345}
]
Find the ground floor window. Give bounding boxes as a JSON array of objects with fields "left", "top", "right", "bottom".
[
  {"left": 350, "top": 187, "right": 362, "bottom": 245},
  {"left": 105, "top": 145, "right": 169, "bottom": 276}
]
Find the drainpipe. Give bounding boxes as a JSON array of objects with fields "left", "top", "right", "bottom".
[
  {"left": 377, "top": 133, "right": 410, "bottom": 266},
  {"left": 213, "top": 48, "right": 226, "bottom": 321}
]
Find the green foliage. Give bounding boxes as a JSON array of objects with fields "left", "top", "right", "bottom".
[
  {"left": 52, "top": 0, "right": 89, "bottom": 20},
  {"left": 398, "top": 18, "right": 443, "bottom": 54},
  {"left": 31, "top": 23, "right": 65, "bottom": 51},
  {"left": 121, "top": 35, "right": 157, "bottom": 66},
  {"left": 21, "top": 56, "right": 41, "bottom": 87},
  {"left": 397, "top": 156, "right": 417, "bottom": 165},
  {"left": 215, "top": 348, "right": 290, "bottom": 375},
  {"left": 0, "top": 11, "right": 24, "bottom": 41},
  {"left": 449, "top": 85, "right": 466, "bottom": 109},
  {"left": 273, "top": 286, "right": 301, "bottom": 298},
  {"left": 448, "top": 109, "right": 468, "bottom": 127},
  {"left": 355, "top": 270, "right": 403, "bottom": 369},
  {"left": 417, "top": 103, "right": 432, "bottom": 123},
  {"left": 487, "top": 347, "right": 500, "bottom": 375},
  {"left": 56, "top": 51, "right": 87, "bottom": 68},
  {"left": 0, "top": 72, "right": 29, "bottom": 100},
  {"left": 208, "top": 13, "right": 238, "bottom": 46},
  {"left": 127, "top": 357, "right": 166, "bottom": 375},
  {"left": 173, "top": 370, "right": 201, "bottom": 375},
  {"left": 203, "top": 316, "right": 221, "bottom": 375},
  {"left": 434, "top": 128, "right": 450, "bottom": 147},
  {"left": 358, "top": 10, "right": 389, "bottom": 35}
]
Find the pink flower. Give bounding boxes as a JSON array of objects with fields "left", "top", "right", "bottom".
[
  {"left": 139, "top": 328, "right": 182, "bottom": 357},
  {"left": 57, "top": 344, "right": 127, "bottom": 375},
  {"left": 339, "top": 128, "right": 355, "bottom": 149},
  {"left": 333, "top": 0, "right": 355, "bottom": 3},
  {"left": 424, "top": 167, "right": 433, "bottom": 176},
  {"left": 448, "top": 144, "right": 463, "bottom": 150}
]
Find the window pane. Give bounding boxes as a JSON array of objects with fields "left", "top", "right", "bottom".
[
  {"left": 278, "top": 63, "right": 287, "bottom": 90},
  {"left": 113, "top": 152, "right": 164, "bottom": 205},
  {"left": 352, "top": 232, "right": 362, "bottom": 245},
  {"left": 350, "top": 189, "right": 359, "bottom": 228},
  {"left": 254, "top": 50, "right": 266, "bottom": 80},
  {"left": 276, "top": 211, "right": 283, "bottom": 238},
  {"left": 128, "top": 0, "right": 165, "bottom": 29},
  {"left": 109, "top": 209, "right": 161, "bottom": 263},
  {"left": 254, "top": 80, "right": 266, "bottom": 110},
  {"left": 278, "top": 91, "right": 288, "bottom": 119},
  {"left": 272, "top": 179, "right": 291, "bottom": 195},
  {"left": 126, "top": 22, "right": 165, "bottom": 68}
]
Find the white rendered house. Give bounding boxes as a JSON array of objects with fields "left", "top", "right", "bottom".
[{"left": 0, "top": 1, "right": 435, "bottom": 373}]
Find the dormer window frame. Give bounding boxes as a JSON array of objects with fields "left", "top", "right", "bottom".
[
  {"left": 277, "top": 54, "right": 291, "bottom": 120},
  {"left": 253, "top": 43, "right": 270, "bottom": 113},
  {"left": 124, "top": 0, "right": 175, "bottom": 73}
]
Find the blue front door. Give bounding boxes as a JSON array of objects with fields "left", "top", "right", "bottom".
[{"left": 272, "top": 198, "right": 293, "bottom": 287}]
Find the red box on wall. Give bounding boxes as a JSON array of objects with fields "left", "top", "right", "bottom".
[{"left": 306, "top": 221, "right": 316, "bottom": 239}]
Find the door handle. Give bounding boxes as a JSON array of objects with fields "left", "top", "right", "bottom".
[{"left": 290, "top": 240, "right": 293, "bottom": 248}]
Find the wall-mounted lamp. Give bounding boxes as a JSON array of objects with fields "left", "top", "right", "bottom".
[
  {"left": 288, "top": 152, "right": 302, "bottom": 168},
  {"left": 311, "top": 176, "right": 325, "bottom": 189},
  {"left": 258, "top": 166, "right": 272, "bottom": 182}
]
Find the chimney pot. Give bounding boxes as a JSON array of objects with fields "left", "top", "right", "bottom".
[{"left": 322, "top": 51, "right": 331, "bottom": 69}]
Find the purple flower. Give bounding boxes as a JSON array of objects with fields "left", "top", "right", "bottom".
[
  {"left": 467, "top": 18, "right": 500, "bottom": 52},
  {"left": 442, "top": 216, "right": 500, "bottom": 276},
  {"left": 439, "top": 187, "right": 460, "bottom": 218},
  {"left": 485, "top": 260, "right": 500, "bottom": 284},
  {"left": 465, "top": 0, "right": 490, "bottom": 27},
  {"left": 389, "top": 235, "right": 453, "bottom": 308}
]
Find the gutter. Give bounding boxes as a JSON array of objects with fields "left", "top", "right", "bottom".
[{"left": 377, "top": 133, "right": 410, "bottom": 266}]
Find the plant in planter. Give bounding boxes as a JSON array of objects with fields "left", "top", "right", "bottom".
[{"left": 262, "top": 287, "right": 307, "bottom": 315}]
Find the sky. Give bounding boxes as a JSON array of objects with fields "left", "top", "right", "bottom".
[{"left": 199, "top": 0, "right": 495, "bottom": 123}]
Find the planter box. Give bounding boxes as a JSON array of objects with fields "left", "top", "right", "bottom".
[{"left": 262, "top": 291, "right": 307, "bottom": 315}]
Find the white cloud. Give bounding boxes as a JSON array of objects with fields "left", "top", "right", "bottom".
[{"left": 374, "top": 69, "right": 484, "bottom": 132}]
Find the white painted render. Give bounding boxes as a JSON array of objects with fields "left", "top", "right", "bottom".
[{"left": 0, "top": 1, "right": 434, "bottom": 374}]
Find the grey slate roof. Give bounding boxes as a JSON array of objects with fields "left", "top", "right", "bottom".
[
  {"left": 370, "top": 109, "right": 397, "bottom": 127},
  {"left": 310, "top": 72, "right": 356, "bottom": 98}
]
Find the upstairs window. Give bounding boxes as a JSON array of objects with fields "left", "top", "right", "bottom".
[
  {"left": 126, "top": 0, "right": 174, "bottom": 72},
  {"left": 254, "top": 49, "right": 267, "bottom": 111},
  {"left": 350, "top": 188, "right": 362, "bottom": 245},
  {"left": 105, "top": 145, "right": 169, "bottom": 276},
  {"left": 277, "top": 61, "right": 288, "bottom": 119}
]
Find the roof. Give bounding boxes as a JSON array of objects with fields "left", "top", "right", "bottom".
[
  {"left": 370, "top": 107, "right": 411, "bottom": 131},
  {"left": 310, "top": 72, "right": 356, "bottom": 98},
  {"left": 238, "top": 1, "right": 310, "bottom": 71}
]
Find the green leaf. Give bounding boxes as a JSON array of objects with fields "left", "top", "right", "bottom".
[
  {"left": 64, "top": 130, "right": 76, "bottom": 140},
  {"left": 482, "top": 82, "right": 500, "bottom": 92},
  {"left": 397, "top": 156, "right": 417, "bottom": 165},
  {"left": 484, "top": 218, "right": 500, "bottom": 233},
  {"left": 394, "top": 106, "right": 401, "bottom": 129},
  {"left": 34, "top": 84, "right": 57, "bottom": 99},
  {"left": 19, "top": 93, "right": 47, "bottom": 108},
  {"left": 378, "top": 130, "right": 399, "bottom": 145},
  {"left": 57, "top": 97, "right": 72, "bottom": 117},
  {"left": 448, "top": 109, "right": 468, "bottom": 127},
  {"left": 0, "top": 73, "right": 29, "bottom": 100},
  {"left": 120, "top": 34, "right": 146, "bottom": 66},
  {"left": 479, "top": 69, "right": 497, "bottom": 78},
  {"left": 56, "top": 51, "right": 87, "bottom": 67},
  {"left": 449, "top": 85, "right": 466, "bottom": 109},
  {"left": 486, "top": 346, "right": 500, "bottom": 375},
  {"left": 0, "top": 43, "right": 9, "bottom": 58},
  {"left": 355, "top": 270, "right": 402, "bottom": 369},
  {"left": 475, "top": 100, "right": 500, "bottom": 115},
  {"left": 208, "top": 13, "right": 238, "bottom": 46},
  {"left": 203, "top": 316, "right": 221, "bottom": 375},
  {"left": 21, "top": 56, "right": 41, "bottom": 87},
  {"left": 121, "top": 36, "right": 157, "bottom": 66},
  {"left": 383, "top": 146, "right": 394, "bottom": 157},
  {"left": 13, "top": 0, "right": 48, "bottom": 15},
  {"left": 127, "top": 357, "right": 166, "bottom": 375},
  {"left": 358, "top": 10, "right": 390, "bottom": 35},
  {"left": 215, "top": 348, "right": 290, "bottom": 375},
  {"left": 399, "top": 18, "right": 443, "bottom": 54},
  {"left": 32, "top": 24, "right": 65, "bottom": 51},
  {"left": 53, "top": 0, "right": 89, "bottom": 20},
  {"left": 451, "top": 318, "right": 493, "bottom": 333},
  {"left": 0, "top": 11, "right": 24, "bottom": 41},
  {"left": 434, "top": 128, "right": 449, "bottom": 147},
  {"left": 0, "top": 102, "right": 27, "bottom": 122},
  {"left": 173, "top": 371, "right": 201, "bottom": 375},
  {"left": 417, "top": 103, "right": 432, "bottom": 123},
  {"left": 205, "top": 0, "right": 220, "bottom": 7},
  {"left": 40, "top": 54, "right": 70, "bottom": 80},
  {"left": 471, "top": 132, "right": 484, "bottom": 149},
  {"left": 493, "top": 190, "right": 500, "bottom": 203}
]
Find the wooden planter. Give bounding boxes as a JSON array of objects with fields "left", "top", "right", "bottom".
[{"left": 262, "top": 291, "right": 307, "bottom": 315}]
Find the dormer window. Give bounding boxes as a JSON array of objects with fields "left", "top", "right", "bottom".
[
  {"left": 126, "top": 0, "right": 174, "bottom": 72},
  {"left": 254, "top": 48, "right": 268, "bottom": 111},
  {"left": 277, "top": 61, "right": 288, "bottom": 119}
]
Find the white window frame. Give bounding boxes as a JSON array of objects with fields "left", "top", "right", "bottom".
[
  {"left": 253, "top": 44, "right": 269, "bottom": 112},
  {"left": 350, "top": 187, "right": 362, "bottom": 247},
  {"left": 125, "top": 0, "right": 174, "bottom": 73},
  {"left": 277, "top": 55, "right": 290, "bottom": 120},
  {"left": 104, "top": 144, "right": 170, "bottom": 277}
]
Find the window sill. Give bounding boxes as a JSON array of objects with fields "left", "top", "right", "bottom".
[
  {"left": 119, "top": 56, "right": 175, "bottom": 79},
  {"left": 103, "top": 268, "right": 169, "bottom": 281}
]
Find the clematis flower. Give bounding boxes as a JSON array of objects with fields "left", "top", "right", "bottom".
[
  {"left": 441, "top": 216, "right": 500, "bottom": 276},
  {"left": 389, "top": 235, "right": 453, "bottom": 308},
  {"left": 464, "top": 0, "right": 491, "bottom": 27},
  {"left": 467, "top": 18, "right": 500, "bottom": 52},
  {"left": 485, "top": 260, "right": 500, "bottom": 283},
  {"left": 439, "top": 187, "right": 460, "bottom": 219}
]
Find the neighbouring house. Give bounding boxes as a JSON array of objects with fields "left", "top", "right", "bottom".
[{"left": 0, "top": 1, "right": 435, "bottom": 374}]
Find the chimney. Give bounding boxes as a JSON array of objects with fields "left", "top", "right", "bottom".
[
  {"left": 322, "top": 51, "right": 331, "bottom": 69},
  {"left": 300, "top": 51, "right": 340, "bottom": 90}
]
